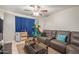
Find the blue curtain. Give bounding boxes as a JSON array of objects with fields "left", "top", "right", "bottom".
[{"left": 15, "top": 16, "right": 35, "bottom": 36}]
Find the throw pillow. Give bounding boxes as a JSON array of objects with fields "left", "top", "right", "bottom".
[{"left": 56, "top": 34, "right": 67, "bottom": 42}]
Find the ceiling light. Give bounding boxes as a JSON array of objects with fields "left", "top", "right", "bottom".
[{"left": 33, "top": 11, "right": 39, "bottom": 16}]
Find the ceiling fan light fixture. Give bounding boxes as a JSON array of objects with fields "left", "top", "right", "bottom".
[
  {"left": 33, "top": 11, "right": 39, "bottom": 16},
  {"left": 31, "top": 5, "right": 48, "bottom": 16},
  {"left": 33, "top": 5, "right": 40, "bottom": 16}
]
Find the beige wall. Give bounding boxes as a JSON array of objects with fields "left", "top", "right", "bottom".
[{"left": 45, "top": 7, "right": 79, "bottom": 32}]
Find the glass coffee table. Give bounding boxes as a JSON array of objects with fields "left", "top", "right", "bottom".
[{"left": 25, "top": 38, "right": 48, "bottom": 54}]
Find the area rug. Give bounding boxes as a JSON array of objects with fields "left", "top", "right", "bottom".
[{"left": 16, "top": 43, "right": 27, "bottom": 54}]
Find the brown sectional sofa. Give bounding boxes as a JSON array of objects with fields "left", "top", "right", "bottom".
[{"left": 37, "top": 30, "right": 79, "bottom": 54}]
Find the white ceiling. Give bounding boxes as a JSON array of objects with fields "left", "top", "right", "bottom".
[{"left": 0, "top": 5, "right": 76, "bottom": 17}]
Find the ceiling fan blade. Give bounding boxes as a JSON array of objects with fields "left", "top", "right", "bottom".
[
  {"left": 41, "top": 10, "right": 47, "bottom": 12},
  {"left": 30, "top": 5, "right": 40, "bottom": 8},
  {"left": 30, "top": 5, "right": 34, "bottom": 7},
  {"left": 24, "top": 9, "right": 31, "bottom": 11}
]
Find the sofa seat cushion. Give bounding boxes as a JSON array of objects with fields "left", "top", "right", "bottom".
[
  {"left": 71, "top": 39, "right": 79, "bottom": 46},
  {"left": 66, "top": 44, "right": 79, "bottom": 54},
  {"left": 37, "top": 37, "right": 48, "bottom": 44},
  {"left": 71, "top": 32, "right": 79, "bottom": 46},
  {"left": 37, "top": 37, "right": 51, "bottom": 46},
  {"left": 50, "top": 40, "right": 66, "bottom": 53},
  {"left": 38, "top": 42, "right": 47, "bottom": 48},
  {"left": 50, "top": 40, "right": 66, "bottom": 47},
  {"left": 37, "top": 37, "right": 48, "bottom": 41}
]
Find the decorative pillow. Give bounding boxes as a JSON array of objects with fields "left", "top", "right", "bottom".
[{"left": 56, "top": 34, "right": 67, "bottom": 42}]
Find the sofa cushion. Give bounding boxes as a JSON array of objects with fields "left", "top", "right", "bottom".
[
  {"left": 37, "top": 37, "right": 48, "bottom": 44},
  {"left": 0, "top": 44, "right": 3, "bottom": 50},
  {"left": 43, "top": 30, "right": 51, "bottom": 37},
  {"left": 71, "top": 32, "right": 79, "bottom": 46},
  {"left": 0, "top": 33, "right": 3, "bottom": 41},
  {"left": 56, "top": 34, "right": 67, "bottom": 42},
  {"left": 51, "top": 40, "right": 66, "bottom": 47},
  {"left": 43, "top": 30, "right": 56, "bottom": 39},
  {"left": 56, "top": 31, "right": 70, "bottom": 42},
  {"left": 51, "top": 30, "right": 56, "bottom": 39},
  {"left": 50, "top": 40, "right": 66, "bottom": 53}
]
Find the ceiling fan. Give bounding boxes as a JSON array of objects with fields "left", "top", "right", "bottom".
[{"left": 24, "top": 5, "right": 48, "bottom": 16}]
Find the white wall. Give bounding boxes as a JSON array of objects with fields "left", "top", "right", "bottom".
[
  {"left": 0, "top": 9, "right": 4, "bottom": 19},
  {"left": 3, "top": 13, "right": 15, "bottom": 43},
  {"left": 45, "top": 7, "right": 79, "bottom": 32}
]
